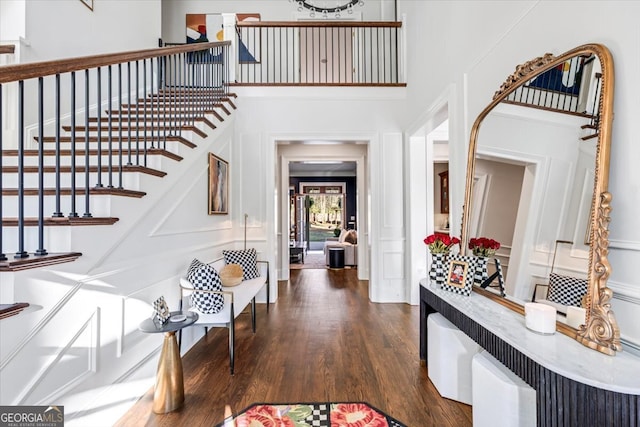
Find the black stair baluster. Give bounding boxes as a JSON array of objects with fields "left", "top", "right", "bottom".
[
  {"left": 52, "top": 74, "right": 63, "bottom": 218},
  {"left": 83, "top": 69, "right": 92, "bottom": 218},
  {"left": 135, "top": 60, "right": 140, "bottom": 166},
  {"left": 69, "top": 72, "right": 78, "bottom": 218},
  {"left": 161, "top": 56, "right": 167, "bottom": 150},
  {"left": 0, "top": 84, "right": 6, "bottom": 261},
  {"left": 107, "top": 66, "right": 113, "bottom": 188},
  {"left": 149, "top": 58, "right": 155, "bottom": 150},
  {"left": 126, "top": 62, "right": 132, "bottom": 166},
  {"left": 180, "top": 52, "right": 185, "bottom": 138},
  {"left": 143, "top": 59, "right": 148, "bottom": 166},
  {"left": 118, "top": 63, "right": 123, "bottom": 189},
  {"left": 36, "top": 77, "right": 47, "bottom": 255},
  {"left": 15, "top": 80, "right": 28, "bottom": 258},
  {"left": 168, "top": 55, "right": 175, "bottom": 137},
  {"left": 96, "top": 67, "right": 103, "bottom": 188}
]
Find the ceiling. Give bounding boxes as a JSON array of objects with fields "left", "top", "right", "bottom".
[{"left": 289, "top": 160, "right": 357, "bottom": 176}]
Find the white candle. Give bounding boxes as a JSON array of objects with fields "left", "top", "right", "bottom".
[
  {"left": 524, "top": 302, "right": 556, "bottom": 334},
  {"left": 566, "top": 306, "right": 587, "bottom": 329}
]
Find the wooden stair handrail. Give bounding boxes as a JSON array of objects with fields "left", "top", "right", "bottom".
[
  {"left": 236, "top": 20, "right": 402, "bottom": 28},
  {"left": 0, "top": 44, "right": 15, "bottom": 55},
  {"left": 0, "top": 41, "right": 230, "bottom": 84}
]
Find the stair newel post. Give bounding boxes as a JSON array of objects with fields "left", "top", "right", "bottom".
[
  {"left": 97, "top": 66, "right": 104, "bottom": 188},
  {"left": 106, "top": 66, "right": 113, "bottom": 188},
  {"left": 52, "top": 73, "right": 63, "bottom": 218},
  {"left": 15, "top": 80, "right": 28, "bottom": 258},
  {"left": 0, "top": 84, "right": 6, "bottom": 261},
  {"left": 126, "top": 61, "right": 132, "bottom": 166},
  {"left": 69, "top": 72, "right": 78, "bottom": 218},
  {"left": 117, "top": 63, "right": 123, "bottom": 189},
  {"left": 82, "top": 69, "right": 92, "bottom": 218},
  {"left": 35, "top": 77, "right": 48, "bottom": 256}
]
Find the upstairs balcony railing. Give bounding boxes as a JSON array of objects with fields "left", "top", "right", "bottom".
[
  {"left": 0, "top": 42, "right": 230, "bottom": 267},
  {"left": 504, "top": 54, "right": 601, "bottom": 130},
  {"left": 234, "top": 20, "right": 404, "bottom": 85}
]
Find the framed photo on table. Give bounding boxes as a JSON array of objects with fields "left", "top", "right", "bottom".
[
  {"left": 442, "top": 254, "right": 475, "bottom": 296},
  {"left": 208, "top": 152, "right": 228, "bottom": 215}
]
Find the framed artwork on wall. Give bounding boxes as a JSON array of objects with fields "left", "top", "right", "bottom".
[
  {"left": 79, "top": 0, "right": 93, "bottom": 11},
  {"left": 209, "top": 153, "right": 229, "bottom": 215},
  {"left": 236, "top": 13, "right": 261, "bottom": 63}
]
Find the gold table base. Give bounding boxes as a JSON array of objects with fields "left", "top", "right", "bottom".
[{"left": 153, "top": 331, "right": 184, "bottom": 414}]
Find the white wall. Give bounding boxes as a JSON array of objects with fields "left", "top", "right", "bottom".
[
  {"left": 231, "top": 87, "right": 406, "bottom": 301},
  {"left": 21, "top": 0, "right": 161, "bottom": 63},
  {"left": 0, "top": 0, "right": 25, "bottom": 41}
]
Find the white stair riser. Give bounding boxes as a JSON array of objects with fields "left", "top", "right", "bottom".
[
  {"left": 1, "top": 148, "right": 182, "bottom": 168},
  {"left": 2, "top": 171, "right": 141, "bottom": 190},
  {"left": 2, "top": 194, "right": 115, "bottom": 217},
  {"left": 2, "top": 227, "right": 72, "bottom": 254}
]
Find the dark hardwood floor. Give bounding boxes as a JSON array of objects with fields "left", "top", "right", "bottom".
[{"left": 115, "top": 268, "right": 472, "bottom": 426}]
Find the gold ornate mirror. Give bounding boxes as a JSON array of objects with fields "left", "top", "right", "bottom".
[{"left": 461, "top": 43, "right": 621, "bottom": 355}]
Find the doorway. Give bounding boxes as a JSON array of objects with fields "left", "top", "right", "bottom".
[
  {"left": 277, "top": 143, "right": 367, "bottom": 279},
  {"left": 300, "top": 26, "right": 354, "bottom": 83}
]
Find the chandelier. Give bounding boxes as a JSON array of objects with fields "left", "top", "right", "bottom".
[{"left": 292, "top": 0, "right": 365, "bottom": 19}]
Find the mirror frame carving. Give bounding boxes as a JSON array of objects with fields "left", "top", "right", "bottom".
[{"left": 461, "top": 43, "right": 621, "bottom": 355}]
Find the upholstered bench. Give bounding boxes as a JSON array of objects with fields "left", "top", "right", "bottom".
[{"left": 179, "top": 251, "right": 269, "bottom": 374}]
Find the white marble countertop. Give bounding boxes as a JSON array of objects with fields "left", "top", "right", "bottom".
[{"left": 421, "top": 279, "right": 640, "bottom": 395}]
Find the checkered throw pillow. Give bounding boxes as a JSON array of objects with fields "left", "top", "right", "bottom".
[
  {"left": 547, "top": 273, "right": 587, "bottom": 307},
  {"left": 222, "top": 248, "right": 260, "bottom": 280},
  {"left": 186, "top": 259, "right": 224, "bottom": 314}
]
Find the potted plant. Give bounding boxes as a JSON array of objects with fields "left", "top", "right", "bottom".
[{"left": 424, "top": 234, "right": 460, "bottom": 286}]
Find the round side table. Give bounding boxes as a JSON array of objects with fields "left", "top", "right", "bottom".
[
  {"left": 139, "top": 311, "right": 198, "bottom": 414},
  {"left": 329, "top": 246, "right": 345, "bottom": 269}
]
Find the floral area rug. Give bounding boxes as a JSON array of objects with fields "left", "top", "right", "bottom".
[{"left": 216, "top": 402, "right": 407, "bottom": 427}]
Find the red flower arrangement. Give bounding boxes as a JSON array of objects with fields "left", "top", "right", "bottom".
[
  {"left": 424, "top": 234, "right": 460, "bottom": 254},
  {"left": 469, "top": 237, "right": 501, "bottom": 257}
]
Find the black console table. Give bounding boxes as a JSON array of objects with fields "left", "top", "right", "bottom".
[{"left": 419, "top": 281, "right": 640, "bottom": 427}]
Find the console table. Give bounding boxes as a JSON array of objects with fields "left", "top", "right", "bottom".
[{"left": 419, "top": 280, "right": 640, "bottom": 426}]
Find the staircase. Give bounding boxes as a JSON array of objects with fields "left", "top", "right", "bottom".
[{"left": 0, "top": 42, "right": 233, "bottom": 271}]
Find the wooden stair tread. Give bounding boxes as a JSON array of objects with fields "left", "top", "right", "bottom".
[
  {"left": 501, "top": 100, "right": 594, "bottom": 118},
  {"left": 111, "top": 108, "right": 225, "bottom": 122},
  {"left": 2, "top": 148, "right": 184, "bottom": 162},
  {"left": 36, "top": 135, "right": 198, "bottom": 149},
  {"left": 89, "top": 116, "right": 217, "bottom": 130},
  {"left": 1, "top": 165, "right": 167, "bottom": 177},
  {"left": 60, "top": 125, "right": 207, "bottom": 139},
  {"left": 0, "top": 252, "right": 83, "bottom": 272},
  {"left": 1, "top": 217, "right": 119, "bottom": 226},
  {"left": 581, "top": 133, "right": 599, "bottom": 141},
  {"left": 2, "top": 187, "right": 146, "bottom": 198}
]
